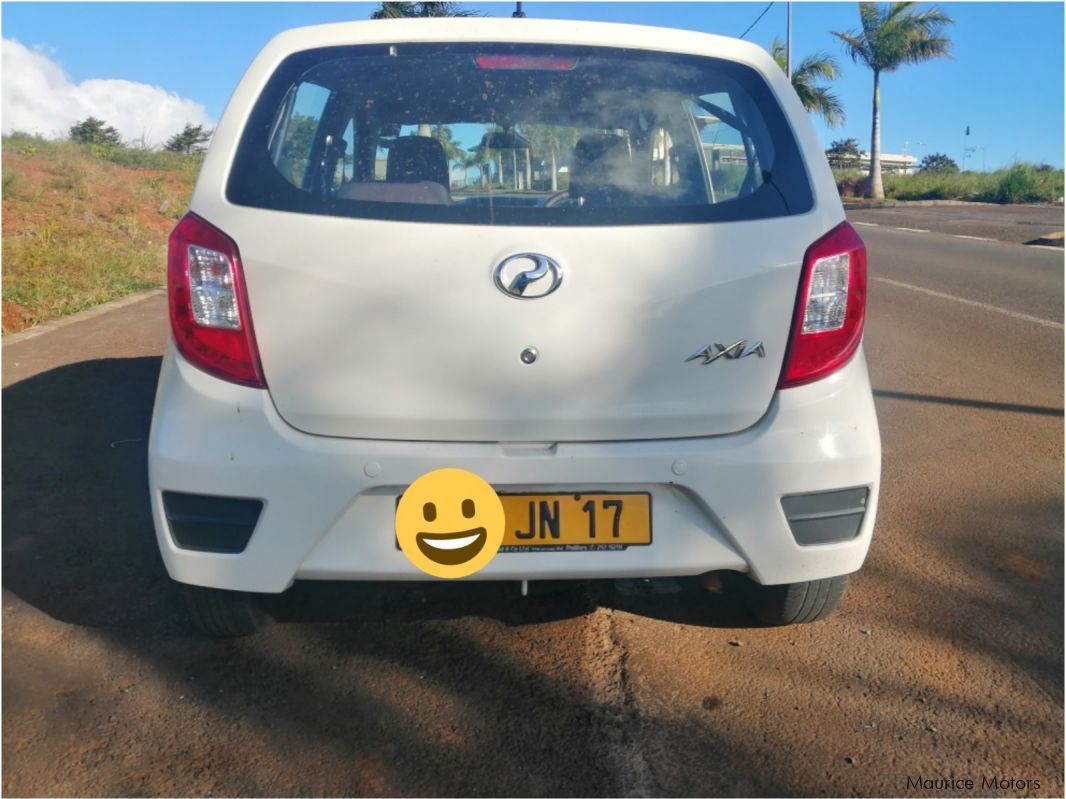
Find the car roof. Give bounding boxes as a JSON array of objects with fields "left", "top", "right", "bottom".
[{"left": 259, "top": 17, "right": 774, "bottom": 72}]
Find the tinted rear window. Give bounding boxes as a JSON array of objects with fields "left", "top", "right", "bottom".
[{"left": 228, "top": 43, "right": 813, "bottom": 226}]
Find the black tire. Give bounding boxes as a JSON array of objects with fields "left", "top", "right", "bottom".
[
  {"left": 734, "top": 574, "right": 849, "bottom": 626},
  {"left": 183, "top": 584, "right": 270, "bottom": 637}
]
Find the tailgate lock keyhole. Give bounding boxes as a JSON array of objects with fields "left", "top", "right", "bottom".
[{"left": 520, "top": 347, "right": 539, "bottom": 365}]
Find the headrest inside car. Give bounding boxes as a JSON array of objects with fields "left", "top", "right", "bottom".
[{"left": 386, "top": 136, "right": 450, "bottom": 190}]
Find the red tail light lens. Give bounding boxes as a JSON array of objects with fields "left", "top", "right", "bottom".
[
  {"left": 779, "top": 221, "right": 867, "bottom": 389},
  {"left": 167, "top": 213, "right": 265, "bottom": 388}
]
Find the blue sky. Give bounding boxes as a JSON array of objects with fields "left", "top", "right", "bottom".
[{"left": 2, "top": 1, "right": 1063, "bottom": 169}]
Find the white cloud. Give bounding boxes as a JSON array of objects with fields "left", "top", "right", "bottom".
[{"left": 1, "top": 38, "right": 213, "bottom": 147}]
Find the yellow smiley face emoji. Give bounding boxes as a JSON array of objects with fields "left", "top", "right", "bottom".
[{"left": 395, "top": 468, "right": 505, "bottom": 579}]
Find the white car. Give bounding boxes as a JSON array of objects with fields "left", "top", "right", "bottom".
[{"left": 149, "top": 17, "right": 881, "bottom": 635}]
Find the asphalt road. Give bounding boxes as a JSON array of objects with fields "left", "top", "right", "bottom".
[
  {"left": 847, "top": 204, "right": 1063, "bottom": 246},
  {"left": 3, "top": 223, "right": 1062, "bottom": 797}
]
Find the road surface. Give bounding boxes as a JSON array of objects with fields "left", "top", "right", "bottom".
[
  {"left": 847, "top": 204, "right": 1063, "bottom": 246},
  {"left": 3, "top": 224, "right": 1062, "bottom": 796}
]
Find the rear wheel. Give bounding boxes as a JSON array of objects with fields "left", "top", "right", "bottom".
[
  {"left": 183, "top": 584, "right": 270, "bottom": 637},
  {"left": 731, "top": 574, "right": 849, "bottom": 626}
]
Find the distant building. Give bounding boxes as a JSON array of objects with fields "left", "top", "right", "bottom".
[{"left": 859, "top": 151, "right": 918, "bottom": 175}]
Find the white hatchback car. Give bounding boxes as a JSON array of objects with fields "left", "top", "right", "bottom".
[{"left": 150, "top": 17, "right": 881, "bottom": 635}]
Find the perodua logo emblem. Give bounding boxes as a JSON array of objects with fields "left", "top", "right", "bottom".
[{"left": 493, "top": 253, "right": 563, "bottom": 299}]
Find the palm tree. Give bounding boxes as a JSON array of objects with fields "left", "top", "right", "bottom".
[
  {"left": 770, "top": 38, "right": 844, "bottom": 128},
  {"left": 431, "top": 125, "right": 466, "bottom": 186},
  {"left": 469, "top": 143, "right": 496, "bottom": 187},
  {"left": 371, "top": 2, "right": 481, "bottom": 18},
  {"left": 460, "top": 151, "right": 482, "bottom": 188},
  {"left": 522, "top": 124, "right": 581, "bottom": 191},
  {"left": 832, "top": 2, "right": 953, "bottom": 199}
]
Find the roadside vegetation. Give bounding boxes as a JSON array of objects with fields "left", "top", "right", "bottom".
[
  {"left": 834, "top": 162, "right": 1064, "bottom": 204},
  {"left": 2, "top": 130, "right": 201, "bottom": 333}
]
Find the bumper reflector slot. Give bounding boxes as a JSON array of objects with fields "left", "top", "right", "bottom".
[
  {"left": 781, "top": 487, "right": 868, "bottom": 546},
  {"left": 163, "top": 491, "right": 263, "bottom": 553}
]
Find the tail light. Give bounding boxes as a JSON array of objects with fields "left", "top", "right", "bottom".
[
  {"left": 167, "top": 213, "right": 265, "bottom": 388},
  {"left": 474, "top": 54, "right": 577, "bottom": 70},
  {"left": 779, "top": 221, "right": 867, "bottom": 389}
]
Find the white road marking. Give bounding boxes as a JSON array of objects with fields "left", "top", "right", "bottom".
[
  {"left": 895, "top": 227, "right": 930, "bottom": 233},
  {"left": 875, "top": 277, "right": 1064, "bottom": 330},
  {"left": 1027, "top": 245, "right": 1065, "bottom": 253},
  {"left": 853, "top": 221, "right": 879, "bottom": 227},
  {"left": 953, "top": 234, "right": 995, "bottom": 241}
]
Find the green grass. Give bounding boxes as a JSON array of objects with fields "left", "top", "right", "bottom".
[
  {"left": 3, "top": 131, "right": 203, "bottom": 174},
  {"left": 835, "top": 163, "right": 1064, "bottom": 203},
  {"left": 2, "top": 132, "right": 200, "bottom": 332}
]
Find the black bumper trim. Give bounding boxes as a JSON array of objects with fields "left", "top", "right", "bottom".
[
  {"left": 781, "top": 487, "right": 869, "bottom": 546},
  {"left": 163, "top": 491, "right": 263, "bottom": 554}
]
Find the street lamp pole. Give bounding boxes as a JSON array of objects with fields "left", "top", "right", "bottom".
[{"left": 786, "top": 2, "right": 792, "bottom": 79}]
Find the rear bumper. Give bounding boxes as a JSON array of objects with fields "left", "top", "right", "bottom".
[{"left": 149, "top": 343, "right": 881, "bottom": 593}]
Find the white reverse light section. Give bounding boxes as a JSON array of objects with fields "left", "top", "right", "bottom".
[
  {"left": 188, "top": 245, "right": 241, "bottom": 329},
  {"left": 802, "top": 252, "right": 849, "bottom": 333}
]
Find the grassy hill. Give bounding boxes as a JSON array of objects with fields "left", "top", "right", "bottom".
[{"left": 2, "top": 133, "right": 199, "bottom": 334}]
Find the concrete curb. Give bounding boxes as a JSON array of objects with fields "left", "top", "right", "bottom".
[
  {"left": 844, "top": 200, "right": 1004, "bottom": 209},
  {"left": 2, "top": 287, "right": 165, "bottom": 347},
  {"left": 1026, "top": 231, "right": 1064, "bottom": 248}
]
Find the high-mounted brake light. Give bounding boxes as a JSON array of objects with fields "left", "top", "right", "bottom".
[
  {"left": 474, "top": 54, "right": 577, "bottom": 70},
  {"left": 779, "top": 221, "right": 867, "bottom": 389},
  {"left": 167, "top": 213, "right": 266, "bottom": 388}
]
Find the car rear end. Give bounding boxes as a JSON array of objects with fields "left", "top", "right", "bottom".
[{"left": 149, "top": 18, "right": 880, "bottom": 629}]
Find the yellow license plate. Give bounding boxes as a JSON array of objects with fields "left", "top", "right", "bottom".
[{"left": 499, "top": 492, "right": 652, "bottom": 552}]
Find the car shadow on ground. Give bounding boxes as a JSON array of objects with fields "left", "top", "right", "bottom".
[{"left": 0, "top": 355, "right": 751, "bottom": 635}]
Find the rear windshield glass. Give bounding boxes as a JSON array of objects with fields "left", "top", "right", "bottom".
[{"left": 228, "top": 43, "right": 813, "bottom": 226}]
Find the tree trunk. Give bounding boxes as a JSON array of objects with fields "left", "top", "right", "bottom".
[
  {"left": 867, "top": 70, "right": 884, "bottom": 200},
  {"left": 550, "top": 147, "right": 558, "bottom": 192},
  {"left": 664, "top": 130, "right": 672, "bottom": 185}
]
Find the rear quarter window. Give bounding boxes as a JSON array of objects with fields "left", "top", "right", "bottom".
[{"left": 228, "top": 42, "right": 813, "bottom": 226}]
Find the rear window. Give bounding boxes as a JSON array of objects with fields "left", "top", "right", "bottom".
[{"left": 228, "top": 43, "right": 813, "bottom": 226}]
